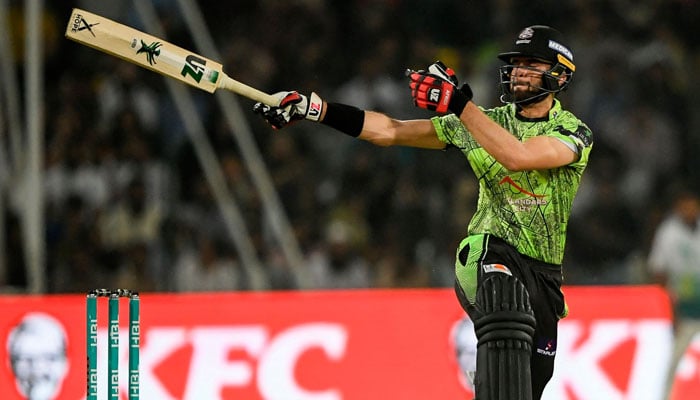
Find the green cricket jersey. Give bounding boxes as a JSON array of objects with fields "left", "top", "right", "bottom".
[{"left": 432, "top": 99, "right": 593, "bottom": 265}]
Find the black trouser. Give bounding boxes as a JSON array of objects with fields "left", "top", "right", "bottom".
[{"left": 454, "top": 234, "right": 566, "bottom": 399}]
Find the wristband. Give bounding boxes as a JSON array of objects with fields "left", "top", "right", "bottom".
[
  {"left": 448, "top": 83, "right": 474, "bottom": 116},
  {"left": 321, "top": 102, "right": 365, "bottom": 137}
]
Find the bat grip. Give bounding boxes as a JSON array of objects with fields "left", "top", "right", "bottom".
[{"left": 219, "top": 74, "right": 278, "bottom": 106}]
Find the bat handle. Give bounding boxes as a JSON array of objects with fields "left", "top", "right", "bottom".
[{"left": 218, "top": 74, "right": 278, "bottom": 106}]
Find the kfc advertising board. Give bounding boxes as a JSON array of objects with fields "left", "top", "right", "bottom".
[
  {"left": 669, "top": 331, "right": 700, "bottom": 400},
  {"left": 0, "top": 286, "right": 674, "bottom": 399}
]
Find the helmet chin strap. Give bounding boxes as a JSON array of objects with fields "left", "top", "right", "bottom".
[{"left": 498, "top": 63, "right": 570, "bottom": 106}]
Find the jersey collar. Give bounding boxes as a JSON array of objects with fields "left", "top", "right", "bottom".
[{"left": 512, "top": 99, "right": 562, "bottom": 122}]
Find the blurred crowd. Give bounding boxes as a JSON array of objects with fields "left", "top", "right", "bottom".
[{"left": 1, "top": 1, "right": 699, "bottom": 302}]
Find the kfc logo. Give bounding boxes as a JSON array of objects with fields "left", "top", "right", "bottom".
[
  {"left": 451, "top": 318, "right": 673, "bottom": 400},
  {"left": 669, "top": 332, "right": 700, "bottom": 400},
  {"left": 6, "top": 313, "right": 69, "bottom": 400},
  {"left": 92, "top": 323, "right": 347, "bottom": 399},
  {"left": 450, "top": 317, "right": 476, "bottom": 397},
  {"left": 545, "top": 320, "right": 672, "bottom": 400}
]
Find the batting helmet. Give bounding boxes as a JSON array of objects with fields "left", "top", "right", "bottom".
[{"left": 497, "top": 25, "right": 576, "bottom": 103}]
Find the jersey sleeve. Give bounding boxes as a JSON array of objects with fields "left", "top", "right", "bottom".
[
  {"left": 548, "top": 118, "right": 594, "bottom": 165},
  {"left": 431, "top": 113, "right": 479, "bottom": 151}
]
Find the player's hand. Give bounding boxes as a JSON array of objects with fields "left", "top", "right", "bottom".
[
  {"left": 253, "top": 102, "right": 291, "bottom": 129},
  {"left": 253, "top": 91, "right": 324, "bottom": 130},
  {"left": 407, "top": 61, "right": 472, "bottom": 115}
]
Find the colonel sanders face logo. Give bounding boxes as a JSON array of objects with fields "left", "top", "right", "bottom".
[
  {"left": 450, "top": 316, "right": 477, "bottom": 393},
  {"left": 6, "top": 313, "right": 69, "bottom": 400}
]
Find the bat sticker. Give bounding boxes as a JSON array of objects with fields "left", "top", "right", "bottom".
[
  {"left": 136, "top": 40, "right": 162, "bottom": 65},
  {"left": 181, "top": 55, "right": 207, "bottom": 83},
  {"left": 70, "top": 13, "right": 99, "bottom": 36}
]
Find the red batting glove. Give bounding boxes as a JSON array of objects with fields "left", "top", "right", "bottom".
[
  {"left": 408, "top": 71, "right": 457, "bottom": 114},
  {"left": 407, "top": 62, "right": 473, "bottom": 115}
]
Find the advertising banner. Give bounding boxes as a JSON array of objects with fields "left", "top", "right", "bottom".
[
  {"left": 669, "top": 331, "right": 700, "bottom": 400},
  {"left": 0, "top": 286, "right": 673, "bottom": 399}
]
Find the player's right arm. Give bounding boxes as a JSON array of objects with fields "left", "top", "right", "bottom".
[{"left": 253, "top": 92, "right": 444, "bottom": 150}]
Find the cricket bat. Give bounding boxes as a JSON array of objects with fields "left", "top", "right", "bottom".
[{"left": 65, "top": 8, "right": 278, "bottom": 106}]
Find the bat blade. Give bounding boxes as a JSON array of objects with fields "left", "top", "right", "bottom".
[{"left": 65, "top": 8, "right": 277, "bottom": 105}]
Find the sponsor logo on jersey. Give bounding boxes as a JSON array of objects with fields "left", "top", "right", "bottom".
[
  {"left": 500, "top": 177, "right": 548, "bottom": 211},
  {"left": 482, "top": 263, "right": 512, "bottom": 275},
  {"left": 536, "top": 338, "right": 557, "bottom": 356},
  {"left": 499, "top": 176, "right": 546, "bottom": 198}
]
